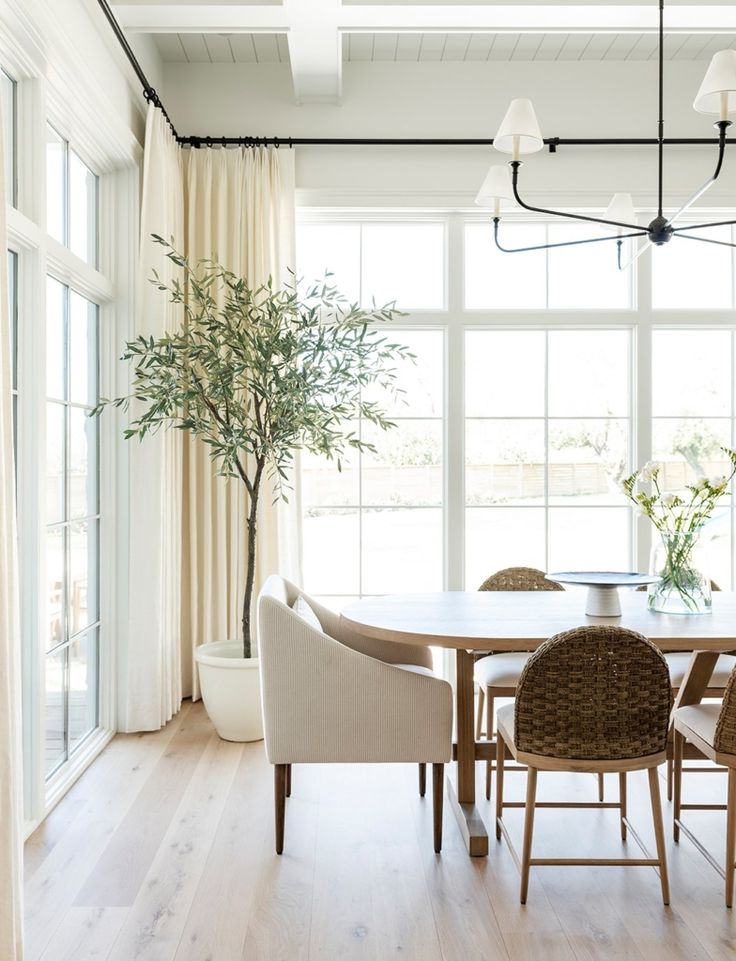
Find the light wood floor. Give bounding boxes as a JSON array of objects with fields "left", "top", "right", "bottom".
[{"left": 24, "top": 698, "right": 736, "bottom": 961}]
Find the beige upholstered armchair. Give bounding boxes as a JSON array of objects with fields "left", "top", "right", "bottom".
[{"left": 258, "top": 575, "right": 453, "bottom": 854}]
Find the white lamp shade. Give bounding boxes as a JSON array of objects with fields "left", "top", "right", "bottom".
[
  {"left": 475, "top": 164, "right": 515, "bottom": 208},
  {"left": 493, "top": 98, "right": 544, "bottom": 156},
  {"left": 604, "top": 192, "right": 637, "bottom": 232},
  {"left": 694, "top": 49, "right": 736, "bottom": 116}
]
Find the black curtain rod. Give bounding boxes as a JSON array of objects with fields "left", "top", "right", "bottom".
[
  {"left": 97, "top": 0, "right": 736, "bottom": 153},
  {"left": 180, "top": 135, "right": 736, "bottom": 151}
]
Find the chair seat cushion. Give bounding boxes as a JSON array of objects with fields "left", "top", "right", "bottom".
[
  {"left": 474, "top": 653, "right": 531, "bottom": 688},
  {"left": 496, "top": 703, "right": 515, "bottom": 746},
  {"left": 394, "top": 663, "right": 436, "bottom": 678},
  {"left": 674, "top": 703, "right": 721, "bottom": 749},
  {"left": 665, "top": 652, "right": 736, "bottom": 689}
]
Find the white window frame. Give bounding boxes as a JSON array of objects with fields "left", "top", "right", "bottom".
[
  {"left": 1, "top": 20, "right": 141, "bottom": 834},
  {"left": 297, "top": 207, "right": 736, "bottom": 611}
]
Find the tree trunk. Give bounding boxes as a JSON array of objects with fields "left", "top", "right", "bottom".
[{"left": 241, "top": 464, "right": 263, "bottom": 659}]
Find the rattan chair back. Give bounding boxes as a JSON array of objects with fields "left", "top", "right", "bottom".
[
  {"left": 514, "top": 626, "right": 671, "bottom": 760},
  {"left": 715, "top": 668, "right": 736, "bottom": 755},
  {"left": 478, "top": 567, "right": 564, "bottom": 593}
]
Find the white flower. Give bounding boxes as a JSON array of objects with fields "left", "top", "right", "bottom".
[
  {"left": 661, "top": 492, "right": 678, "bottom": 508},
  {"left": 638, "top": 461, "right": 660, "bottom": 482},
  {"left": 695, "top": 475, "right": 708, "bottom": 489},
  {"left": 709, "top": 474, "right": 729, "bottom": 489}
]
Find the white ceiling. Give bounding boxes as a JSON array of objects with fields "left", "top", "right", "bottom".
[
  {"left": 116, "top": 3, "right": 736, "bottom": 101},
  {"left": 152, "top": 30, "right": 736, "bottom": 64},
  {"left": 340, "top": 31, "right": 733, "bottom": 62}
]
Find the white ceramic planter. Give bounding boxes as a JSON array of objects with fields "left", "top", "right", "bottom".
[{"left": 195, "top": 640, "right": 263, "bottom": 742}]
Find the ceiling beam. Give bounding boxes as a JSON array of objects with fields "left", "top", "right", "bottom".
[
  {"left": 113, "top": 5, "right": 736, "bottom": 34},
  {"left": 111, "top": 2, "right": 736, "bottom": 106}
]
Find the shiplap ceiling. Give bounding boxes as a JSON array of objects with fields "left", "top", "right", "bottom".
[
  {"left": 153, "top": 31, "right": 735, "bottom": 65},
  {"left": 153, "top": 32, "right": 288, "bottom": 63},
  {"left": 344, "top": 32, "right": 734, "bottom": 62},
  {"left": 116, "top": 3, "right": 736, "bottom": 101}
]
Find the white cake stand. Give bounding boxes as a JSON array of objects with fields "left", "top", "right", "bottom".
[{"left": 545, "top": 572, "right": 661, "bottom": 617}]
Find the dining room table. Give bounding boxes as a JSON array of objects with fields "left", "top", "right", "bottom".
[{"left": 340, "top": 589, "right": 736, "bottom": 857}]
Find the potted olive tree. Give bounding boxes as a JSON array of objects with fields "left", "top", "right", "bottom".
[{"left": 95, "top": 236, "right": 410, "bottom": 741}]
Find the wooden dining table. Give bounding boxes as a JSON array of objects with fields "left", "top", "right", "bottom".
[{"left": 341, "top": 589, "right": 736, "bottom": 857}]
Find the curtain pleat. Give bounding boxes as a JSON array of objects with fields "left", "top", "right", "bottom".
[
  {"left": 124, "top": 118, "right": 301, "bottom": 722},
  {"left": 181, "top": 146, "right": 301, "bottom": 698},
  {"left": 0, "top": 96, "right": 24, "bottom": 960},
  {"left": 121, "top": 105, "right": 185, "bottom": 731}
]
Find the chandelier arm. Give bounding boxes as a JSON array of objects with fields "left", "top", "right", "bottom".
[
  {"left": 673, "top": 232, "right": 736, "bottom": 249},
  {"left": 509, "top": 162, "right": 642, "bottom": 232},
  {"left": 493, "top": 218, "right": 646, "bottom": 253},
  {"left": 667, "top": 122, "right": 731, "bottom": 227},
  {"left": 672, "top": 218, "right": 736, "bottom": 233}
]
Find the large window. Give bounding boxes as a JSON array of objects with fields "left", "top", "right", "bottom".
[
  {"left": 298, "top": 212, "right": 736, "bottom": 601},
  {"left": 45, "top": 279, "right": 99, "bottom": 775}
]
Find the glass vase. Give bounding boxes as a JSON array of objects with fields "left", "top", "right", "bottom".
[{"left": 648, "top": 529, "right": 712, "bottom": 615}]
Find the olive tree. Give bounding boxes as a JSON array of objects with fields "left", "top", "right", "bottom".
[{"left": 94, "top": 236, "right": 412, "bottom": 657}]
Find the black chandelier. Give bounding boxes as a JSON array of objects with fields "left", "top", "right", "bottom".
[{"left": 479, "top": 0, "right": 736, "bottom": 268}]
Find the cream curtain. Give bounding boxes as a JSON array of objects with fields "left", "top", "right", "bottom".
[
  {"left": 181, "top": 146, "right": 301, "bottom": 697},
  {"left": 121, "top": 105, "right": 185, "bottom": 731},
  {"left": 0, "top": 101, "right": 24, "bottom": 959},
  {"left": 124, "top": 117, "right": 301, "bottom": 722}
]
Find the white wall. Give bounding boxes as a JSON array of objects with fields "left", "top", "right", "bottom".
[
  {"left": 162, "top": 59, "right": 736, "bottom": 210},
  {"left": 0, "top": 0, "right": 159, "bottom": 158}
]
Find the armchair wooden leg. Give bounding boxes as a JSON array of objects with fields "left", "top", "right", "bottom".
[
  {"left": 619, "top": 772, "right": 627, "bottom": 842},
  {"left": 673, "top": 729, "right": 684, "bottom": 843},
  {"left": 597, "top": 772, "right": 605, "bottom": 803},
  {"left": 419, "top": 763, "right": 427, "bottom": 798},
  {"left": 726, "top": 768, "right": 736, "bottom": 908},
  {"left": 485, "top": 692, "right": 495, "bottom": 800},
  {"left": 520, "top": 767, "right": 538, "bottom": 905},
  {"left": 667, "top": 757, "right": 673, "bottom": 802},
  {"left": 495, "top": 733, "right": 505, "bottom": 841},
  {"left": 476, "top": 686, "right": 485, "bottom": 740},
  {"left": 275, "top": 764, "right": 287, "bottom": 855},
  {"left": 647, "top": 766, "right": 670, "bottom": 906},
  {"left": 286, "top": 763, "right": 292, "bottom": 798},
  {"left": 432, "top": 763, "right": 444, "bottom": 853}
]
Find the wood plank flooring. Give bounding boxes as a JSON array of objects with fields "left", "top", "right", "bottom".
[{"left": 25, "top": 699, "right": 736, "bottom": 961}]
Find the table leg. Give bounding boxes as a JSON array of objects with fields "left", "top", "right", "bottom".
[
  {"left": 447, "top": 648, "right": 489, "bottom": 857},
  {"left": 671, "top": 651, "right": 719, "bottom": 718},
  {"left": 667, "top": 650, "right": 720, "bottom": 771}
]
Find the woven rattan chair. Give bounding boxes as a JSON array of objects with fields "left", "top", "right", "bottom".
[
  {"left": 638, "top": 581, "right": 735, "bottom": 799},
  {"left": 495, "top": 626, "right": 672, "bottom": 905},
  {"left": 474, "top": 568, "right": 587, "bottom": 801},
  {"left": 673, "top": 666, "right": 736, "bottom": 906}
]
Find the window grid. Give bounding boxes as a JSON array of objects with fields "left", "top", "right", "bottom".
[
  {"left": 298, "top": 212, "right": 649, "bottom": 606},
  {"left": 45, "top": 279, "right": 100, "bottom": 778},
  {"left": 46, "top": 123, "right": 99, "bottom": 268},
  {"left": 300, "top": 326, "right": 445, "bottom": 606}
]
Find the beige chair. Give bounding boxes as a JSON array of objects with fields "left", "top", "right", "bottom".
[
  {"left": 258, "top": 575, "right": 453, "bottom": 854},
  {"left": 473, "top": 567, "right": 575, "bottom": 800},
  {"left": 673, "top": 667, "right": 736, "bottom": 906},
  {"left": 495, "top": 626, "right": 672, "bottom": 905}
]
